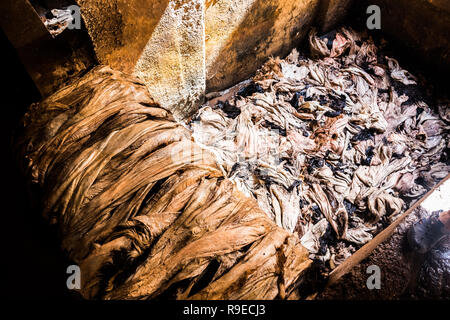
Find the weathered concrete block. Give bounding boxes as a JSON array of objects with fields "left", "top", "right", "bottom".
[
  {"left": 134, "top": 0, "right": 206, "bottom": 120},
  {"left": 75, "top": 0, "right": 169, "bottom": 75},
  {"left": 204, "top": 0, "right": 321, "bottom": 92},
  {"left": 77, "top": 0, "right": 205, "bottom": 120}
]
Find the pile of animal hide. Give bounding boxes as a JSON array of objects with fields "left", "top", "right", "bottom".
[
  {"left": 15, "top": 66, "right": 312, "bottom": 299},
  {"left": 190, "top": 28, "right": 450, "bottom": 268}
]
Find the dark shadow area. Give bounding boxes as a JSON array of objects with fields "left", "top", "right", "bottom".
[
  {"left": 0, "top": 27, "right": 79, "bottom": 300},
  {"left": 345, "top": 0, "right": 450, "bottom": 97},
  {"left": 0, "top": 0, "right": 98, "bottom": 96},
  {"left": 72, "top": 0, "right": 170, "bottom": 75}
]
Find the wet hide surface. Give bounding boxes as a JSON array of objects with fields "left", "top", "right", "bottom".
[
  {"left": 190, "top": 28, "right": 450, "bottom": 269},
  {"left": 16, "top": 66, "right": 311, "bottom": 299}
]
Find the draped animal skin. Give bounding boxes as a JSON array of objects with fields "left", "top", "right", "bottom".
[{"left": 16, "top": 66, "right": 311, "bottom": 300}]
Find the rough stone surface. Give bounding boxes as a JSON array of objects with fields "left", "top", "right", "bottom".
[
  {"left": 77, "top": 0, "right": 205, "bottom": 120},
  {"left": 204, "top": 0, "right": 321, "bottom": 92},
  {"left": 76, "top": 0, "right": 352, "bottom": 117}
]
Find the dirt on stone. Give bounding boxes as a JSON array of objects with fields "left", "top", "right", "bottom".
[{"left": 318, "top": 207, "right": 450, "bottom": 299}]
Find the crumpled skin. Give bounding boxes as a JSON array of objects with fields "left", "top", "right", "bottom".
[
  {"left": 16, "top": 66, "right": 312, "bottom": 300},
  {"left": 191, "top": 27, "right": 449, "bottom": 268}
]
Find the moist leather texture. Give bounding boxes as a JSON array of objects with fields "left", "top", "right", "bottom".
[{"left": 16, "top": 66, "right": 311, "bottom": 300}]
